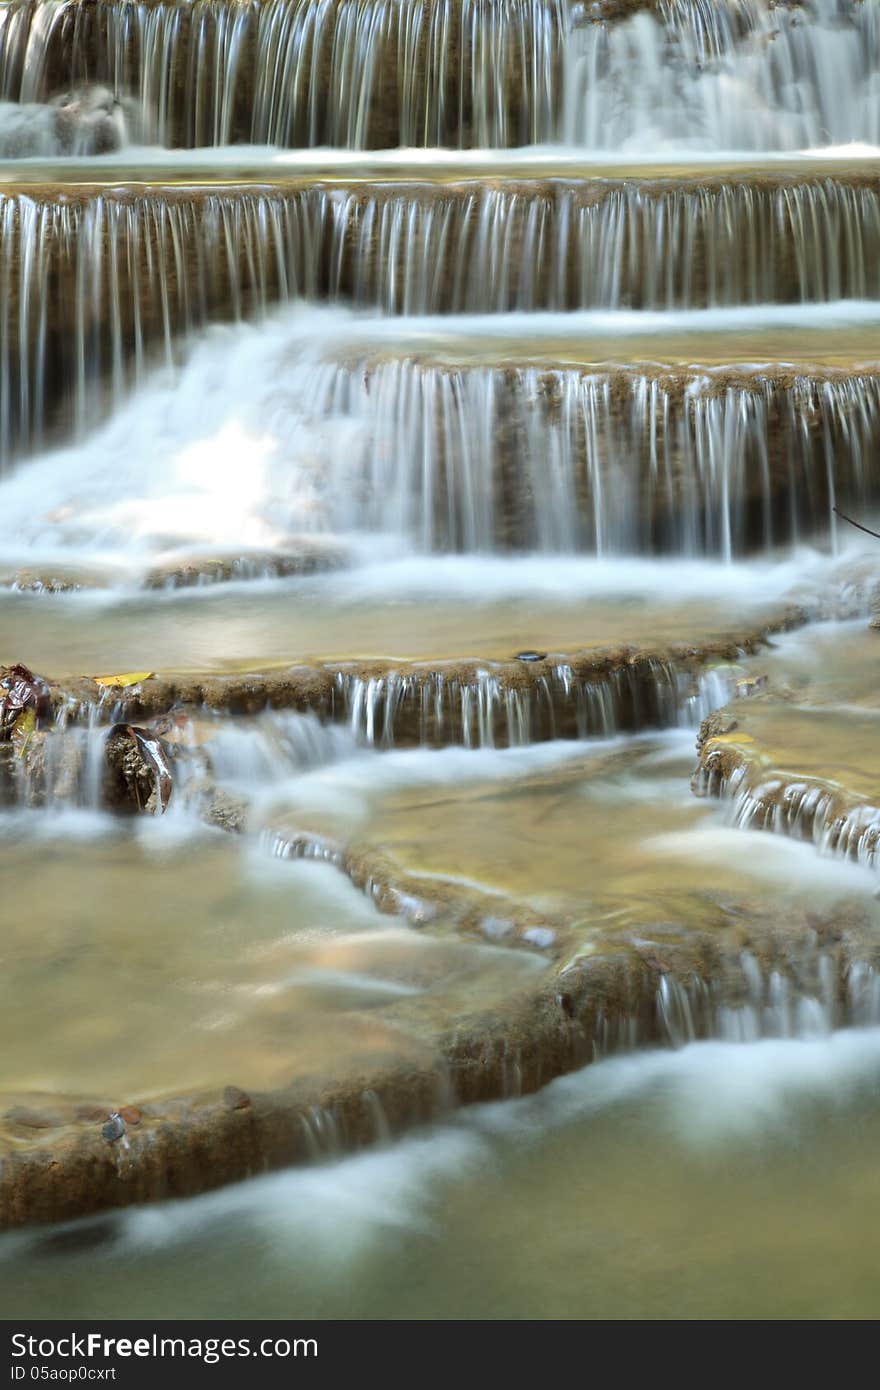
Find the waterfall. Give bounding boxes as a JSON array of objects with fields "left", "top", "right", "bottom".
[
  {"left": 302, "top": 359, "right": 880, "bottom": 557},
  {"left": 1, "top": 175, "right": 877, "bottom": 465},
  {"left": 4, "top": 305, "right": 877, "bottom": 561},
  {"left": 1, "top": 0, "right": 873, "bottom": 150},
  {"left": 0, "top": 0, "right": 565, "bottom": 149},
  {"left": 564, "top": 0, "right": 880, "bottom": 152},
  {"left": 0, "top": 0, "right": 876, "bottom": 151},
  {"left": 335, "top": 659, "right": 733, "bottom": 747}
]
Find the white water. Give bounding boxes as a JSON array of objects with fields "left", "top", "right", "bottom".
[
  {"left": 0, "top": 0, "right": 877, "bottom": 152},
  {"left": 2, "top": 302, "right": 879, "bottom": 571},
  {"left": 566, "top": 0, "right": 880, "bottom": 152}
]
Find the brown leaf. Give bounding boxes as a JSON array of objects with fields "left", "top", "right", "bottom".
[{"left": 0, "top": 664, "right": 50, "bottom": 741}]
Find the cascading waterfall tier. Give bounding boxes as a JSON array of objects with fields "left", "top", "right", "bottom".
[
  {"left": 0, "top": 0, "right": 876, "bottom": 151},
  {"left": 2, "top": 172, "right": 879, "bottom": 463},
  {"left": 37, "top": 648, "right": 748, "bottom": 750},
  {"left": 0, "top": 0, "right": 565, "bottom": 149},
  {"left": 564, "top": 0, "right": 880, "bottom": 151},
  {"left": 300, "top": 359, "right": 880, "bottom": 557}
]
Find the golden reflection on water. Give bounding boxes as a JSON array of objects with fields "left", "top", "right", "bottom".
[
  {"left": 0, "top": 588, "right": 781, "bottom": 676},
  {"left": 0, "top": 835, "right": 534, "bottom": 1101}
]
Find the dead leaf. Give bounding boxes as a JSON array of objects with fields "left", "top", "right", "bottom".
[
  {"left": 11, "top": 707, "right": 36, "bottom": 758},
  {"left": 0, "top": 664, "right": 51, "bottom": 740},
  {"left": 93, "top": 671, "right": 154, "bottom": 689}
]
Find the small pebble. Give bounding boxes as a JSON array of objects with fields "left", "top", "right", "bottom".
[
  {"left": 102, "top": 1112, "right": 125, "bottom": 1143},
  {"left": 482, "top": 916, "right": 514, "bottom": 941},
  {"left": 118, "top": 1106, "right": 142, "bottom": 1125},
  {"left": 514, "top": 651, "right": 546, "bottom": 663},
  {"left": 522, "top": 926, "right": 556, "bottom": 950}
]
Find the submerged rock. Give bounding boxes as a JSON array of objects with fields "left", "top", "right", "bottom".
[
  {"left": 0, "top": 86, "right": 133, "bottom": 159},
  {"left": 102, "top": 724, "right": 173, "bottom": 816},
  {"left": 142, "top": 541, "right": 347, "bottom": 590}
]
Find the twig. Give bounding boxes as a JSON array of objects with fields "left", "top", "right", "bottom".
[{"left": 832, "top": 506, "right": 880, "bottom": 541}]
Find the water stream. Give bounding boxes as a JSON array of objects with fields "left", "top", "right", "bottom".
[{"left": 0, "top": 0, "right": 878, "bottom": 1320}]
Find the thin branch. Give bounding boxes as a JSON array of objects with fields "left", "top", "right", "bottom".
[{"left": 832, "top": 506, "right": 880, "bottom": 541}]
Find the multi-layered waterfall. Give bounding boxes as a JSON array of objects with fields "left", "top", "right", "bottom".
[{"left": 2, "top": 0, "right": 880, "bottom": 1293}]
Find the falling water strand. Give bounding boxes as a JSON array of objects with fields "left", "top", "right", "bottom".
[
  {"left": 299, "top": 360, "right": 880, "bottom": 557},
  {"left": 1, "top": 180, "right": 879, "bottom": 466},
  {"left": 0, "top": 0, "right": 565, "bottom": 149}
]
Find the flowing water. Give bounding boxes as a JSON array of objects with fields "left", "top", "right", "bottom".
[
  {"left": 1, "top": 0, "right": 879, "bottom": 1320},
  {"left": 8, "top": 1032, "right": 880, "bottom": 1319}
]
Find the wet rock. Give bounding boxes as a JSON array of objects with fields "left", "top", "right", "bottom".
[
  {"left": 515, "top": 651, "right": 547, "bottom": 663},
  {"left": 522, "top": 926, "right": 556, "bottom": 950},
  {"left": 735, "top": 674, "right": 768, "bottom": 697},
  {"left": 0, "top": 87, "right": 131, "bottom": 159},
  {"left": 0, "top": 745, "right": 17, "bottom": 805},
  {"left": 49, "top": 86, "right": 134, "bottom": 156},
  {"left": 118, "top": 1107, "right": 142, "bottom": 1126},
  {"left": 6, "top": 573, "right": 82, "bottom": 594},
  {"left": 695, "top": 709, "right": 738, "bottom": 753},
  {"left": 200, "top": 787, "right": 249, "bottom": 835},
  {"left": 557, "top": 991, "right": 576, "bottom": 1018},
  {"left": 142, "top": 542, "right": 347, "bottom": 590},
  {"left": 102, "top": 1113, "right": 125, "bottom": 1144},
  {"left": 102, "top": 724, "right": 173, "bottom": 815}
]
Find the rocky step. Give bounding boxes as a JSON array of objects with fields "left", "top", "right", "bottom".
[
  {"left": 4, "top": 737, "right": 880, "bottom": 1229},
  {"left": 9, "top": 605, "right": 804, "bottom": 753},
  {"left": 2, "top": 165, "right": 879, "bottom": 462},
  {"left": 693, "top": 621, "right": 880, "bottom": 866},
  {"left": 7, "top": 910, "right": 879, "bottom": 1230},
  {"left": 0, "top": 541, "right": 348, "bottom": 594}
]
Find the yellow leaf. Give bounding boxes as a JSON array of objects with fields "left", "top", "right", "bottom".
[
  {"left": 709, "top": 733, "right": 755, "bottom": 745},
  {"left": 11, "top": 707, "right": 36, "bottom": 758},
  {"left": 93, "top": 671, "right": 154, "bottom": 689}
]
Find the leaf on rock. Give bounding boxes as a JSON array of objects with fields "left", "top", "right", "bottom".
[
  {"left": 93, "top": 671, "right": 154, "bottom": 689},
  {"left": 10, "top": 707, "right": 36, "bottom": 758}
]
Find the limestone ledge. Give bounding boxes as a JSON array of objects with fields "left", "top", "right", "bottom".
[
  {"left": 3, "top": 893, "right": 878, "bottom": 1230},
  {"left": 43, "top": 606, "right": 807, "bottom": 737},
  {"left": 693, "top": 696, "right": 880, "bottom": 867}
]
